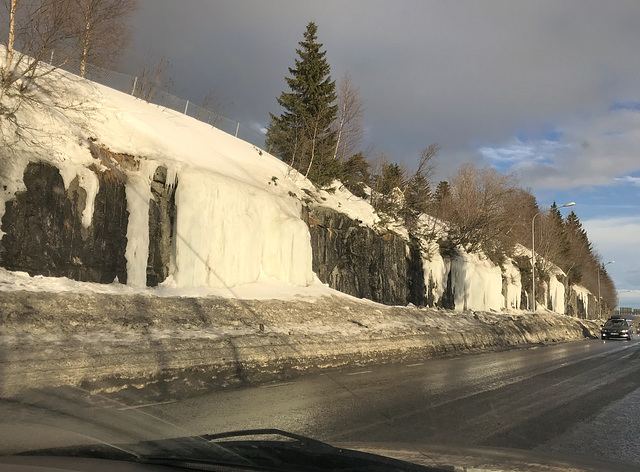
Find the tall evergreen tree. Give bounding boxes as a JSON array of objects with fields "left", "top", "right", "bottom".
[
  {"left": 432, "top": 181, "right": 451, "bottom": 203},
  {"left": 564, "top": 210, "right": 592, "bottom": 284},
  {"left": 342, "top": 151, "right": 370, "bottom": 198},
  {"left": 266, "top": 22, "right": 338, "bottom": 186}
]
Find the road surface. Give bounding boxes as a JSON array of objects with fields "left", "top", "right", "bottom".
[
  {"left": 142, "top": 338, "right": 640, "bottom": 466},
  {"left": 2, "top": 338, "right": 640, "bottom": 469}
]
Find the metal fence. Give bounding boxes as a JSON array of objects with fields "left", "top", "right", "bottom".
[{"left": 47, "top": 50, "right": 266, "bottom": 150}]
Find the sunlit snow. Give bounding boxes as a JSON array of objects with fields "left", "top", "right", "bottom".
[{"left": 0, "top": 55, "right": 594, "bottom": 313}]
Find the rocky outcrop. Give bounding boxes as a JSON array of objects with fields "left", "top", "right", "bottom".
[
  {"left": 147, "top": 165, "right": 176, "bottom": 286},
  {"left": 0, "top": 160, "right": 177, "bottom": 286},
  {"left": 1, "top": 161, "right": 603, "bottom": 318},
  {"left": 565, "top": 285, "right": 603, "bottom": 320},
  {"left": 0, "top": 161, "right": 129, "bottom": 283},
  {"left": 304, "top": 205, "right": 425, "bottom": 306}
]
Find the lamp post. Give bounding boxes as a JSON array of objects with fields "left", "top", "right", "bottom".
[
  {"left": 598, "top": 260, "right": 615, "bottom": 319},
  {"left": 531, "top": 202, "right": 575, "bottom": 312},
  {"left": 616, "top": 289, "right": 631, "bottom": 316}
]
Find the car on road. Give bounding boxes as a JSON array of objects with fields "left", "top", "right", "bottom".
[{"left": 600, "top": 317, "right": 634, "bottom": 340}]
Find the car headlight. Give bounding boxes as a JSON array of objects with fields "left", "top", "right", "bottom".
[{"left": 621, "top": 330, "right": 629, "bottom": 333}]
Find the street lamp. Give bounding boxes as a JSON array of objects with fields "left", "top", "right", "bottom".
[
  {"left": 616, "top": 289, "right": 631, "bottom": 316},
  {"left": 598, "top": 260, "right": 615, "bottom": 318},
  {"left": 531, "top": 202, "right": 575, "bottom": 311}
]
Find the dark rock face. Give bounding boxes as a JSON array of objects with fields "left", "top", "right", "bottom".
[
  {"left": 0, "top": 161, "right": 177, "bottom": 287},
  {"left": 438, "top": 268, "right": 455, "bottom": 310},
  {"left": 147, "top": 166, "right": 176, "bottom": 286},
  {"left": 0, "top": 161, "right": 128, "bottom": 283},
  {"left": 407, "top": 237, "right": 426, "bottom": 306},
  {"left": 305, "top": 205, "right": 425, "bottom": 306},
  {"left": 565, "top": 286, "right": 601, "bottom": 320}
]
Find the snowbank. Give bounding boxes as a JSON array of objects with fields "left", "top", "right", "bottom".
[{"left": 0, "top": 290, "right": 600, "bottom": 397}]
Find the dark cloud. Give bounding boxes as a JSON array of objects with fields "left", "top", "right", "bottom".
[{"left": 123, "top": 0, "right": 640, "bottom": 180}]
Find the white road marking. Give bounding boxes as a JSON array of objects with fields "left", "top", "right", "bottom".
[
  {"left": 346, "top": 370, "right": 372, "bottom": 376},
  {"left": 117, "top": 400, "right": 176, "bottom": 410},
  {"left": 263, "top": 382, "right": 295, "bottom": 388}
]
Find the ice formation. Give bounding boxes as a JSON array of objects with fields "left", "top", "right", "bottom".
[
  {"left": 173, "top": 168, "right": 314, "bottom": 289},
  {"left": 450, "top": 252, "right": 504, "bottom": 312},
  {"left": 502, "top": 259, "right": 522, "bottom": 310},
  {"left": 547, "top": 272, "right": 566, "bottom": 313},
  {"left": 124, "top": 163, "right": 153, "bottom": 287}
]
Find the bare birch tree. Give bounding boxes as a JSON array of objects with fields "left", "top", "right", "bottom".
[
  {"left": 439, "top": 164, "right": 520, "bottom": 262},
  {"left": 133, "top": 53, "right": 173, "bottom": 102},
  {"left": 70, "top": 0, "right": 137, "bottom": 77},
  {"left": 332, "top": 72, "right": 364, "bottom": 161},
  {"left": 1, "top": 0, "right": 90, "bottom": 151},
  {"left": 2, "top": 0, "right": 76, "bottom": 88}
]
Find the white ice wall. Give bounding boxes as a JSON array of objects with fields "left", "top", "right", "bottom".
[
  {"left": 173, "top": 168, "right": 315, "bottom": 289},
  {"left": 548, "top": 273, "right": 566, "bottom": 314},
  {"left": 450, "top": 252, "right": 504, "bottom": 311},
  {"left": 503, "top": 259, "right": 522, "bottom": 310},
  {"left": 422, "top": 246, "right": 530, "bottom": 313},
  {"left": 124, "top": 164, "right": 153, "bottom": 287},
  {"left": 422, "top": 242, "right": 448, "bottom": 306},
  {"left": 573, "top": 284, "right": 590, "bottom": 314}
]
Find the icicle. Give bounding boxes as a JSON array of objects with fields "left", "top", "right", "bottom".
[
  {"left": 124, "top": 160, "right": 155, "bottom": 287},
  {"left": 76, "top": 167, "right": 99, "bottom": 229}
]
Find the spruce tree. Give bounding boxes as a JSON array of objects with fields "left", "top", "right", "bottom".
[
  {"left": 403, "top": 171, "right": 431, "bottom": 230},
  {"left": 564, "top": 210, "right": 592, "bottom": 284},
  {"left": 342, "top": 152, "right": 370, "bottom": 198},
  {"left": 266, "top": 22, "right": 338, "bottom": 186},
  {"left": 432, "top": 181, "right": 451, "bottom": 203},
  {"left": 547, "top": 202, "right": 572, "bottom": 270}
]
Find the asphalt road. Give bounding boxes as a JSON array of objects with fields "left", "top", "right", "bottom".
[
  {"left": 140, "top": 338, "right": 640, "bottom": 467},
  {"left": 3, "top": 337, "right": 640, "bottom": 469}
]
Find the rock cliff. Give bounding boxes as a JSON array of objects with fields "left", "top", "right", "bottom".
[{"left": 0, "top": 158, "right": 605, "bottom": 318}]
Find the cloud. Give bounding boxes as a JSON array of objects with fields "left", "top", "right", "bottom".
[
  {"left": 479, "top": 139, "right": 569, "bottom": 164},
  {"left": 126, "top": 0, "right": 640, "bottom": 175},
  {"left": 487, "top": 108, "right": 640, "bottom": 189},
  {"left": 582, "top": 216, "right": 640, "bottom": 292},
  {"left": 615, "top": 175, "right": 640, "bottom": 187}
]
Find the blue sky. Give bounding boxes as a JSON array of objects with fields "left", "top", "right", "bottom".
[
  {"left": 124, "top": 0, "right": 640, "bottom": 308},
  {"left": 478, "top": 107, "right": 640, "bottom": 307}
]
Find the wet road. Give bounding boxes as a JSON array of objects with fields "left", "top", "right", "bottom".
[{"left": 145, "top": 338, "right": 640, "bottom": 466}]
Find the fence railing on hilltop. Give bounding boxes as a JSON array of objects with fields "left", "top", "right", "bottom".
[{"left": 46, "top": 50, "right": 266, "bottom": 150}]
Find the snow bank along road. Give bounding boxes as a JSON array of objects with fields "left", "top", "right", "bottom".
[{"left": 0, "top": 290, "right": 601, "bottom": 398}]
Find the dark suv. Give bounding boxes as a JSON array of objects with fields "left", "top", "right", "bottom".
[{"left": 601, "top": 317, "right": 633, "bottom": 340}]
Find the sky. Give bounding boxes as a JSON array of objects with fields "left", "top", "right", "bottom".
[{"left": 121, "top": 0, "right": 640, "bottom": 308}]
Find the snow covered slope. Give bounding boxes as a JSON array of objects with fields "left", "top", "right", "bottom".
[
  {"left": 0, "top": 61, "right": 376, "bottom": 293},
  {"left": 0, "top": 59, "right": 596, "bottom": 316}
]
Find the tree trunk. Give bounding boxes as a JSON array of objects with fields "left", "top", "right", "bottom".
[
  {"left": 3, "top": 0, "right": 18, "bottom": 83},
  {"left": 80, "top": 15, "right": 92, "bottom": 78},
  {"left": 305, "top": 121, "right": 319, "bottom": 179},
  {"left": 332, "top": 95, "right": 346, "bottom": 160}
]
